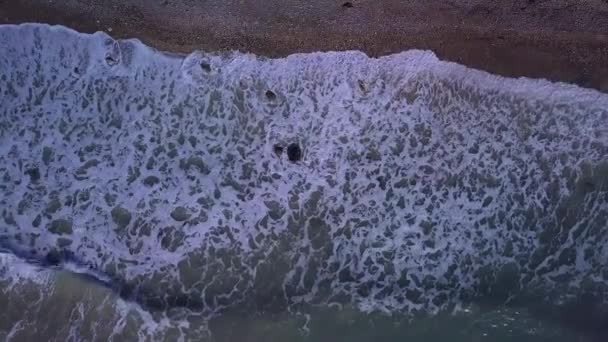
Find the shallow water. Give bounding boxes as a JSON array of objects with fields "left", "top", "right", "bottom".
[{"left": 0, "top": 24, "right": 607, "bottom": 341}]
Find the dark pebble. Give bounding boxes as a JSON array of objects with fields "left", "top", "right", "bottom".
[
  {"left": 200, "top": 62, "right": 211, "bottom": 72},
  {"left": 287, "top": 143, "right": 302, "bottom": 162},
  {"left": 342, "top": 2, "right": 353, "bottom": 8},
  {"left": 265, "top": 90, "right": 277, "bottom": 100}
]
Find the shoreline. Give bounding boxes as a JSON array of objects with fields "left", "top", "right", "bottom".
[{"left": 2, "top": 0, "right": 608, "bottom": 92}]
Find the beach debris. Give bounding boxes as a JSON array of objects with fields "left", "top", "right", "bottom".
[
  {"left": 342, "top": 2, "right": 354, "bottom": 8},
  {"left": 287, "top": 143, "right": 302, "bottom": 162},
  {"left": 265, "top": 89, "right": 277, "bottom": 100},
  {"left": 200, "top": 61, "right": 211, "bottom": 72}
]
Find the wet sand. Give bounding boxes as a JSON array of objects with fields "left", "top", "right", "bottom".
[{"left": 1, "top": 0, "right": 608, "bottom": 92}]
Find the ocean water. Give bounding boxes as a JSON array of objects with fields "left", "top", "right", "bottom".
[{"left": 0, "top": 24, "right": 607, "bottom": 341}]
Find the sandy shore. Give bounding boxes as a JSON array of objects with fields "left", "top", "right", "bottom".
[{"left": 2, "top": 0, "right": 608, "bottom": 92}]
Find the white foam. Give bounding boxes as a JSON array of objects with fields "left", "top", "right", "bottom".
[{"left": 0, "top": 23, "right": 607, "bottom": 326}]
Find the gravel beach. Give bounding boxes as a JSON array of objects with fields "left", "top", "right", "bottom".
[{"left": 2, "top": 0, "right": 608, "bottom": 91}]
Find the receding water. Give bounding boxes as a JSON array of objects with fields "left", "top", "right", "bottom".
[{"left": 1, "top": 24, "right": 607, "bottom": 341}]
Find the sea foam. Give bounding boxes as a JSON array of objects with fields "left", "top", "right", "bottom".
[{"left": 1, "top": 23, "right": 607, "bottom": 339}]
